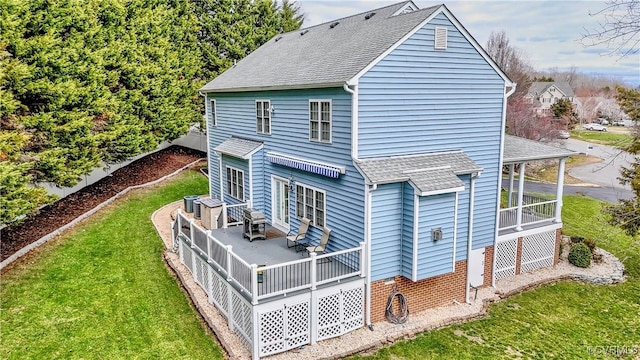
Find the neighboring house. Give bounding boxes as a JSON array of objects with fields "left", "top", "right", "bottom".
[
  {"left": 174, "top": 2, "right": 576, "bottom": 358},
  {"left": 576, "top": 96, "right": 628, "bottom": 123},
  {"left": 526, "top": 81, "right": 576, "bottom": 115}
]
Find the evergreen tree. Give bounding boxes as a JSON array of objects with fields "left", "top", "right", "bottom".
[{"left": 606, "top": 87, "right": 640, "bottom": 236}]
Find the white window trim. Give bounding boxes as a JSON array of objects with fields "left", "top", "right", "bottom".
[
  {"left": 295, "top": 182, "right": 327, "bottom": 228},
  {"left": 255, "top": 99, "right": 271, "bottom": 135},
  {"left": 225, "top": 166, "right": 245, "bottom": 201},
  {"left": 209, "top": 99, "right": 217, "bottom": 126},
  {"left": 309, "top": 99, "right": 332, "bottom": 144}
]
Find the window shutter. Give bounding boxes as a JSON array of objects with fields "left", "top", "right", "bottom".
[{"left": 435, "top": 27, "right": 447, "bottom": 50}]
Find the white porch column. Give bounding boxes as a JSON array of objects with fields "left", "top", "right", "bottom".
[
  {"left": 508, "top": 164, "right": 515, "bottom": 207},
  {"left": 554, "top": 158, "right": 566, "bottom": 223},
  {"left": 516, "top": 162, "right": 525, "bottom": 231}
]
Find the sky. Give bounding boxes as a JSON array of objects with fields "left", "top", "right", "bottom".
[{"left": 296, "top": 0, "right": 640, "bottom": 86}]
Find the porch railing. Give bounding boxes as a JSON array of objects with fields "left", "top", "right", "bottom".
[
  {"left": 499, "top": 199, "right": 557, "bottom": 230},
  {"left": 175, "top": 210, "right": 364, "bottom": 304},
  {"left": 223, "top": 202, "right": 248, "bottom": 227}
]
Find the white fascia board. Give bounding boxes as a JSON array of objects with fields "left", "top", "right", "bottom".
[
  {"left": 497, "top": 223, "right": 562, "bottom": 241},
  {"left": 243, "top": 144, "right": 264, "bottom": 160},
  {"left": 200, "top": 82, "right": 345, "bottom": 94},
  {"left": 417, "top": 185, "right": 465, "bottom": 197}
]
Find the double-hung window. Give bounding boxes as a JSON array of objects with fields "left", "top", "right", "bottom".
[
  {"left": 309, "top": 100, "right": 331, "bottom": 143},
  {"left": 256, "top": 100, "right": 271, "bottom": 134},
  {"left": 226, "top": 166, "right": 244, "bottom": 201},
  {"left": 295, "top": 183, "right": 326, "bottom": 227},
  {"left": 209, "top": 99, "right": 217, "bottom": 126}
]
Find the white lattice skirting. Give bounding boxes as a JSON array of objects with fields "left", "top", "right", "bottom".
[{"left": 495, "top": 230, "right": 557, "bottom": 281}]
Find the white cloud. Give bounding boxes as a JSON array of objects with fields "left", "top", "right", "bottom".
[{"left": 297, "top": 0, "right": 640, "bottom": 85}]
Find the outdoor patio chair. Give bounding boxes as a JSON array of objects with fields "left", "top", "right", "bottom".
[
  {"left": 306, "top": 227, "right": 331, "bottom": 256},
  {"left": 286, "top": 217, "right": 310, "bottom": 251}
]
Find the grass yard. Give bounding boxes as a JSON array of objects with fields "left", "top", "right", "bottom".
[
  {"left": 351, "top": 195, "right": 640, "bottom": 359},
  {"left": 570, "top": 130, "right": 631, "bottom": 148},
  {"left": 0, "top": 170, "right": 223, "bottom": 359}
]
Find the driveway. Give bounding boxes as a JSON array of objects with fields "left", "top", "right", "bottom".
[{"left": 561, "top": 138, "right": 633, "bottom": 192}]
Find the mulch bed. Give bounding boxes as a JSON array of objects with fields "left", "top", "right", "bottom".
[{"left": 1, "top": 145, "right": 206, "bottom": 262}]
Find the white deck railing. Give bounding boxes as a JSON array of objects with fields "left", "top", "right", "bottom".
[
  {"left": 499, "top": 199, "right": 557, "bottom": 230},
  {"left": 176, "top": 210, "right": 364, "bottom": 304},
  {"left": 223, "top": 202, "right": 248, "bottom": 227}
]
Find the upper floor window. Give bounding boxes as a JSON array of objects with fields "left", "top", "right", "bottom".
[
  {"left": 209, "top": 99, "right": 217, "bottom": 126},
  {"left": 309, "top": 99, "right": 331, "bottom": 143},
  {"left": 256, "top": 100, "right": 271, "bottom": 134},
  {"left": 296, "top": 183, "right": 326, "bottom": 227},
  {"left": 226, "top": 166, "right": 244, "bottom": 201}
]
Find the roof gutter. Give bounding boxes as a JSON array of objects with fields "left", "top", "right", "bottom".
[{"left": 343, "top": 83, "right": 359, "bottom": 160}]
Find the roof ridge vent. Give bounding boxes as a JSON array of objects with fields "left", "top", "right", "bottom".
[
  {"left": 300, "top": 29, "right": 309, "bottom": 36},
  {"left": 364, "top": 12, "right": 376, "bottom": 20},
  {"left": 274, "top": 36, "right": 283, "bottom": 42},
  {"left": 329, "top": 21, "right": 340, "bottom": 29}
]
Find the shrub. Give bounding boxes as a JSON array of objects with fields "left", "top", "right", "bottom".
[
  {"left": 568, "top": 243, "right": 591, "bottom": 268},
  {"left": 570, "top": 236, "right": 585, "bottom": 244}
]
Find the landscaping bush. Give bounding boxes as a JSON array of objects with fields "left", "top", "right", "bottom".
[
  {"left": 570, "top": 236, "right": 585, "bottom": 244},
  {"left": 568, "top": 243, "right": 592, "bottom": 268},
  {"left": 583, "top": 238, "right": 597, "bottom": 253}
]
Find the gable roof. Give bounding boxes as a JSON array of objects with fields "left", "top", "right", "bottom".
[
  {"left": 503, "top": 135, "right": 577, "bottom": 163},
  {"left": 527, "top": 82, "right": 575, "bottom": 98},
  {"left": 354, "top": 151, "right": 482, "bottom": 195},
  {"left": 201, "top": 1, "right": 511, "bottom": 93}
]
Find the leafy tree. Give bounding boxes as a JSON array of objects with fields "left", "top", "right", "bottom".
[
  {"left": 533, "top": 76, "right": 555, "bottom": 82},
  {"left": 0, "top": 0, "right": 202, "bottom": 224},
  {"left": 605, "top": 87, "right": 640, "bottom": 236}
]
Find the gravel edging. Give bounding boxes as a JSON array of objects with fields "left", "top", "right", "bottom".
[{"left": 0, "top": 158, "right": 206, "bottom": 271}]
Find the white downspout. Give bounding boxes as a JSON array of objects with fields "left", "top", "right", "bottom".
[
  {"left": 199, "top": 91, "right": 214, "bottom": 199},
  {"left": 492, "top": 82, "right": 516, "bottom": 288},
  {"left": 343, "top": 83, "right": 359, "bottom": 160},
  {"left": 217, "top": 152, "right": 224, "bottom": 201},
  {"left": 466, "top": 173, "right": 478, "bottom": 303},
  {"left": 363, "top": 183, "right": 376, "bottom": 326}
]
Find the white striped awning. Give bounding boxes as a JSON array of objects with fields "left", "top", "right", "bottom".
[{"left": 266, "top": 152, "right": 346, "bottom": 178}]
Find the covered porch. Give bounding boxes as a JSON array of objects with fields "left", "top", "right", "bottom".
[{"left": 499, "top": 135, "right": 577, "bottom": 235}]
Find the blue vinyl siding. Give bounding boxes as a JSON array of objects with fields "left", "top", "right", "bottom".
[
  {"left": 370, "top": 183, "right": 403, "bottom": 280},
  {"left": 251, "top": 149, "right": 265, "bottom": 213},
  {"left": 416, "top": 193, "right": 456, "bottom": 280},
  {"left": 401, "top": 184, "right": 414, "bottom": 279},
  {"left": 456, "top": 175, "right": 470, "bottom": 261},
  {"left": 358, "top": 13, "right": 504, "bottom": 251},
  {"left": 207, "top": 88, "right": 365, "bottom": 250}
]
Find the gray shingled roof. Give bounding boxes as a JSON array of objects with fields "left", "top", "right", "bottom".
[
  {"left": 527, "top": 81, "right": 575, "bottom": 98},
  {"left": 355, "top": 151, "right": 482, "bottom": 194},
  {"left": 503, "top": 135, "right": 577, "bottom": 163},
  {"left": 201, "top": 1, "right": 441, "bottom": 92},
  {"left": 213, "top": 137, "right": 263, "bottom": 159}
]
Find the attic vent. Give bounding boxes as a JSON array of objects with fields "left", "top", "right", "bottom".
[
  {"left": 274, "top": 36, "right": 283, "bottom": 42},
  {"left": 329, "top": 21, "right": 340, "bottom": 29},
  {"left": 434, "top": 27, "right": 447, "bottom": 50},
  {"left": 365, "top": 12, "right": 376, "bottom": 20},
  {"left": 300, "top": 29, "right": 309, "bottom": 36}
]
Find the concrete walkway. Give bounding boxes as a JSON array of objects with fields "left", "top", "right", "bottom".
[{"left": 153, "top": 201, "right": 626, "bottom": 360}]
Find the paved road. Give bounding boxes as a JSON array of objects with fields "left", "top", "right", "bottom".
[
  {"left": 561, "top": 138, "right": 632, "bottom": 192},
  {"left": 502, "top": 179, "right": 632, "bottom": 203}
]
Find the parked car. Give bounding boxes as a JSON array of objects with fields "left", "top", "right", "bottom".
[
  {"left": 596, "top": 118, "right": 610, "bottom": 125},
  {"left": 612, "top": 120, "right": 626, "bottom": 126},
  {"left": 557, "top": 130, "right": 570, "bottom": 139},
  {"left": 584, "top": 123, "right": 608, "bottom": 131}
]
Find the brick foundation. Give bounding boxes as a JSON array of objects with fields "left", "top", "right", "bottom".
[
  {"left": 483, "top": 246, "right": 494, "bottom": 287},
  {"left": 369, "top": 260, "right": 467, "bottom": 323}
]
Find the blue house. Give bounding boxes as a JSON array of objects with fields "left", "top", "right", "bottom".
[{"left": 180, "top": 1, "right": 575, "bottom": 358}]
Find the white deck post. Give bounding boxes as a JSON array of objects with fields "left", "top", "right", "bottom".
[
  {"left": 310, "top": 253, "right": 317, "bottom": 290},
  {"left": 222, "top": 203, "right": 228, "bottom": 229},
  {"left": 226, "top": 245, "right": 233, "bottom": 281},
  {"left": 554, "top": 158, "right": 566, "bottom": 222},
  {"left": 508, "top": 164, "right": 515, "bottom": 207},
  {"left": 190, "top": 219, "right": 195, "bottom": 248},
  {"left": 251, "top": 264, "right": 259, "bottom": 305},
  {"left": 359, "top": 241, "right": 366, "bottom": 278},
  {"left": 516, "top": 162, "right": 525, "bottom": 231}
]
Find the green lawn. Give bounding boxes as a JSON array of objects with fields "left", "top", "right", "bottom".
[
  {"left": 3, "top": 171, "right": 639, "bottom": 359},
  {"left": 570, "top": 130, "right": 631, "bottom": 148},
  {"left": 0, "top": 170, "right": 223, "bottom": 359},
  {"left": 351, "top": 194, "right": 640, "bottom": 359}
]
